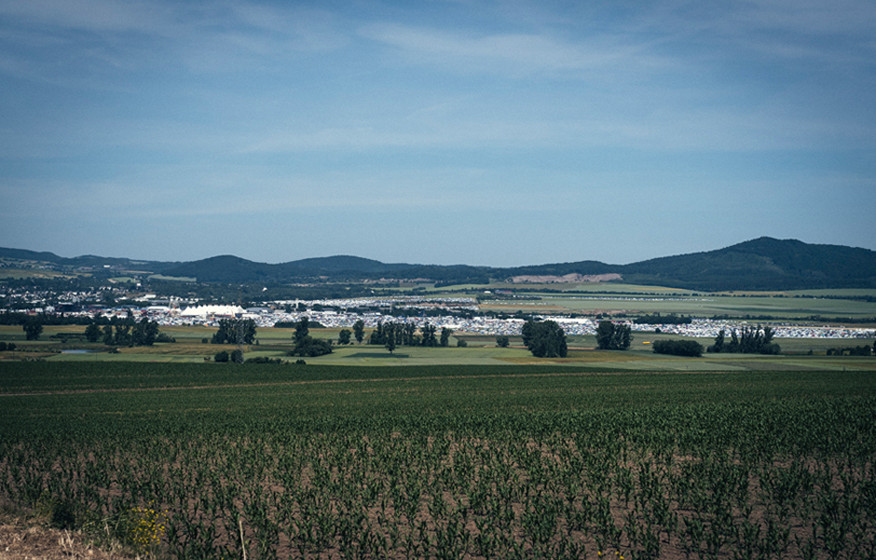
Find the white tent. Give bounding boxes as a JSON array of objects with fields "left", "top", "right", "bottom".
[{"left": 180, "top": 305, "right": 244, "bottom": 318}]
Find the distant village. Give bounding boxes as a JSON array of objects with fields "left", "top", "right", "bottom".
[{"left": 2, "top": 284, "right": 873, "bottom": 340}]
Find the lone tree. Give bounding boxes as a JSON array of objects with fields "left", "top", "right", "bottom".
[
  {"left": 353, "top": 320, "right": 365, "bottom": 344},
  {"left": 84, "top": 320, "right": 102, "bottom": 343},
  {"left": 22, "top": 316, "right": 43, "bottom": 341},
  {"left": 384, "top": 323, "right": 397, "bottom": 354},
  {"left": 440, "top": 327, "right": 453, "bottom": 347},
  {"left": 293, "top": 316, "right": 310, "bottom": 346},
  {"left": 288, "top": 316, "right": 333, "bottom": 357},
  {"left": 521, "top": 319, "right": 567, "bottom": 358},
  {"left": 132, "top": 318, "right": 160, "bottom": 346},
  {"left": 595, "top": 321, "right": 632, "bottom": 350}
]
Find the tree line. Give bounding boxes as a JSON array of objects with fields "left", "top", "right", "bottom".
[
  {"left": 707, "top": 326, "right": 781, "bottom": 354},
  {"left": 368, "top": 321, "right": 454, "bottom": 353},
  {"left": 826, "top": 344, "right": 874, "bottom": 356},
  {"left": 83, "top": 317, "right": 169, "bottom": 346},
  {"left": 211, "top": 318, "right": 257, "bottom": 345}
]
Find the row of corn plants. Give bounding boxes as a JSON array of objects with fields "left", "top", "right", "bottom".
[{"left": 1, "top": 363, "right": 874, "bottom": 558}]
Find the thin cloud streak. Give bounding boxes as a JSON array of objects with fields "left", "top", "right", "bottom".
[{"left": 1, "top": 0, "right": 875, "bottom": 265}]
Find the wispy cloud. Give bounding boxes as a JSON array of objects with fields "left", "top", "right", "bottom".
[
  {"left": 359, "top": 22, "right": 668, "bottom": 77},
  {"left": 2, "top": 0, "right": 875, "bottom": 262}
]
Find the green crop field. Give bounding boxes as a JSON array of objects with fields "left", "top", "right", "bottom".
[
  {"left": 478, "top": 292, "right": 876, "bottom": 320},
  {"left": 1, "top": 361, "right": 874, "bottom": 559},
  {"left": 3, "top": 324, "right": 875, "bottom": 373}
]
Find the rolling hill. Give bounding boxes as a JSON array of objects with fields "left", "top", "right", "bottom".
[{"left": 2, "top": 237, "right": 874, "bottom": 291}]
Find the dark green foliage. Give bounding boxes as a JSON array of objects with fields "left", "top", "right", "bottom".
[
  {"left": 369, "top": 321, "right": 445, "bottom": 350},
  {"left": 353, "top": 320, "right": 365, "bottom": 344},
  {"left": 384, "top": 330, "right": 397, "bottom": 353},
  {"left": 708, "top": 326, "right": 781, "bottom": 354},
  {"left": 132, "top": 318, "right": 159, "bottom": 346},
  {"left": 338, "top": 329, "right": 352, "bottom": 345},
  {"left": 652, "top": 339, "right": 704, "bottom": 357},
  {"left": 102, "top": 324, "right": 114, "bottom": 345},
  {"left": 84, "top": 321, "right": 102, "bottom": 342},
  {"left": 595, "top": 321, "right": 632, "bottom": 350},
  {"left": 826, "top": 345, "right": 873, "bottom": 356},
  {"left": 621, "top": 237, "right": 876, "bottom": 290},
  {"left": 230, "top": 349, "right": 244, "bottom": 364},
  {"left": 634, "top": 313, "right": 692, "bottom": 325},
  {"left": 293, "top": 316, "right": 310, "bottom": 345},
  {"left": 440, "top": 327, "right": 453, "bottom": 347},
  {"left": 214, "top": 350, "right": 229, "bottom": 362},
  {"left": 275, "top": 319, "right": 325, "bottom": 329},
  {"left": 211, "top": 318, "right": 257, "bottom": 345},
  {"left": 22, "top": 316, "right": 43, "bottom": 340},
  {"left": 289, "top": 318, "right": 333, "bottom": 357},
  {"left": 49, "top": 500, "right": 77, "bottom": 529},
  {"left": 420, "top": 323, "right": 437, "bottom": 347},
  {"left": 521, "top": 320, "right": 567, "bottom": 357},
  {"left": 92, "top": 318, "right": 163, "bottom": 346},
  {"left": 244, "top": 357, "right": 284, "bottom": 364},
  {"left": 496, "top": 336, "right": 510, "bottom": 348},
  {"left": 113, "top": 323, "right": 132, "bottom": 346},
  {"left": 289, "top": 337, "right": 333, "bottom": 357},
  {"left": 403, "top": 323, "right": 417, "bottom": 346}
]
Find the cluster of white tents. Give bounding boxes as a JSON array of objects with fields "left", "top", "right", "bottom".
[{"left": 178, "top": 305, "right": 245, "bottom": 319}]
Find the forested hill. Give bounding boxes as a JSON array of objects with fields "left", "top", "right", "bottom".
[
  {"left": 2, "top": 237, "right": 875, "bottom": 290},
  {"left": 618, "top": 237, "right": 876, "bottom": 290}
]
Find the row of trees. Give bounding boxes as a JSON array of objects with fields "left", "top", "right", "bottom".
[
  {"left": 84, "top": 317, "right": 165, "bottom": 346},
  {"left": 707, "top": 326, "right": 781, "bottom": 354},
  {"left": 211, "top": 318, "right": 257, "bottom": 345},
  {"left": 826, "top": 344, "right": 874, "bottom": 356},
  {"left": 368, "top": 322, "right": 454, "bottom": 353},
  {"left": 214, "top": 349, "right": 244, "bottom": 363},
  {"left": 520, "top": 319, "right": 635, "bottom": 358}
]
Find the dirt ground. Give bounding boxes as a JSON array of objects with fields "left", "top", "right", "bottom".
[{"left": 0, "top": 515, "right": 137, "bottom": 560}]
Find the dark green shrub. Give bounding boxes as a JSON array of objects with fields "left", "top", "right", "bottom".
[{"left": 652, "top": 339, "right": 703, "bottom": 357}]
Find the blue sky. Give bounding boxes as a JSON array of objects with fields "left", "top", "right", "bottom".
[{"left": 1, "top": 0, "right": 874, "bottom": 266}]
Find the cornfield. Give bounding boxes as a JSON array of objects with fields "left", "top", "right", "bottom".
[{"left": 1, "top": 362, "right": 874, "bottom": 559}]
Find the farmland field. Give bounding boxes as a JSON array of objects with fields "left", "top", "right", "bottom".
[
  {"left": 477, "top": 292, "right": 876, "bottom": 320},
  {"left": 1, "top": 361, "right": 874, "bottom": 559}
]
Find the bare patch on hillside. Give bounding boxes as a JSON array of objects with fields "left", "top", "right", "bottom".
[{"left": 509, "top": 273, "right": 622, "bottom": 284}]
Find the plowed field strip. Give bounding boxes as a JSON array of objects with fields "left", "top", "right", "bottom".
[{"left": 0, "top": 369, "right": 716, "bottom": 397}]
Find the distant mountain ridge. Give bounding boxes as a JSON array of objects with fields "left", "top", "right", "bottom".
[{"left": 1, "top": 237, "right": 875, "bottom": 291}]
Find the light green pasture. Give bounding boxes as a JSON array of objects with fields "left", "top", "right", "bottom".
[{"left": 479, "top": 292, "right": 876, "bottom": 319}]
